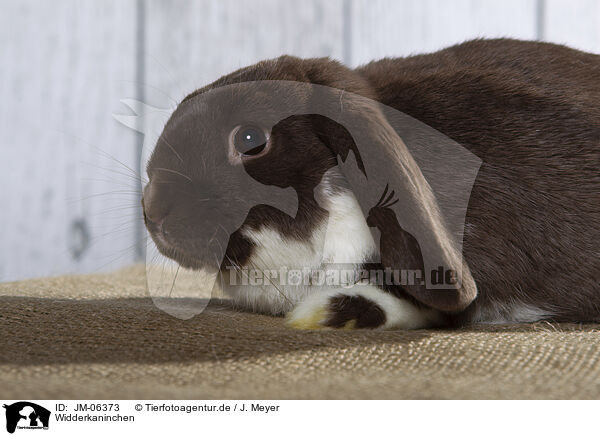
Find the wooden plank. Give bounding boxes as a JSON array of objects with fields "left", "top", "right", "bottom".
[
  {"left": 4, "top": 0, "right": 598, "bottom": 282},
  {"left": 544, "top": 0, "right": 600, "bottom": 53},
  {"left": 348, "top": 0, "right": 538, "bottom": 66},
  {"left": 144, "top": 0, "right": 346, "bottom": 106},
  {"left": 0, "top": 0, "right": 140, "bottom": 281}
]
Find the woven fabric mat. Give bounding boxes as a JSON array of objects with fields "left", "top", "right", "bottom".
[{"left": 1, "top": 266, "right": 599, "bottom": 399}]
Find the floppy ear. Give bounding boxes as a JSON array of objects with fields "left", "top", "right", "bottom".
[{"left": 308, "top": 92, "right": 478, "bottom": 312}]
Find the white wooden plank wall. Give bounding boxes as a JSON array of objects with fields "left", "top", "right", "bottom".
[
  {"left": 0, "top": 0, "right": 140, "bottom": 282},
  {"left": 1, "top": 0, "right": 598, "bottom": 281}
]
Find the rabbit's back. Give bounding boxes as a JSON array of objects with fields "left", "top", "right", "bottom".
[{"left": 357, "top": 39, "right": 600, "bottom": 323}]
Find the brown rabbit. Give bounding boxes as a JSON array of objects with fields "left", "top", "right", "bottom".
[{"left": 143, "top": 39, "right": 599, "bottom": 329}]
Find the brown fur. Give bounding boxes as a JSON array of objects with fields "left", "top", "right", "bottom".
[
  {"left": 144, "top": 39, "right": 599, "bottom": 325},
  {"left": 356, "top": 39, "right": 600, "bottom": 322}
]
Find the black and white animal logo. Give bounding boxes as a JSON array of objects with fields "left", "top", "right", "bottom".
[{"left": 3, "top": 402, "right": 50, "bottom": 434}]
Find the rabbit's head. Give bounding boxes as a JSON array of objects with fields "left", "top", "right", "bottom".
[{"left": 143, "top": 55, "right": 477, "bottom": 312}]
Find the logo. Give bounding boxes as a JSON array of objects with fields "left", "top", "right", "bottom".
[{"left": 3, "top": 402, "right": 50, "bottom": 434}]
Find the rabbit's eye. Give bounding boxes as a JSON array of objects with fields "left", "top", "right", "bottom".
[{"left": 231, "top": 125, "right": 269, "bottom": 156}]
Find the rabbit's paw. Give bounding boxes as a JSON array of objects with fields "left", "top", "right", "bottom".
[{"left": 286, "top": 286, "right": 440, "bottom": 330}]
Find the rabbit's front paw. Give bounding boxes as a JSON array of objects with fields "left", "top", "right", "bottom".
[{"left": 286, "top": 286, "right": 440, "bottom": 330}]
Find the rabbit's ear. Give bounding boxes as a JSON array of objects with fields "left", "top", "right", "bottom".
[{"left": 309, "top": 96, "right": 477, "bottom": 312}]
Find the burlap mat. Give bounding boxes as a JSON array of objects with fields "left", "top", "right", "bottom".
[{"left": 1, "top": 266, "right": 599, "bottom": 399}]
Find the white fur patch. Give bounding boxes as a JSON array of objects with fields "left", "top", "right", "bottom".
[
  {"left": 472, "top": 301, "right": 551, "bottom": 324},
  {"left": 221, "top": 188, "right": 376, "bottom": 315},
  {"left": 222, "top": 178, "right": 440, "bottom": 330},
  {"left": 286, "top": 285, "right": 441, "bottom": 330},
  {"left": 318, "top": 188, "right": 377, "bottom": 264}
]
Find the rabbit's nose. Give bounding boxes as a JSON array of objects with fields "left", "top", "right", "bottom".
[{"left": 142, "top": 182, "right": 172, "bottom": 230}]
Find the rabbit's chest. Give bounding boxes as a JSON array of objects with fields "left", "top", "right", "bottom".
[
  {"left": 243, "top": 190, "right": 375, "bottom": 270},
  {"left": 222, "top": 190, "right": 376, "bottom": 314}
]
